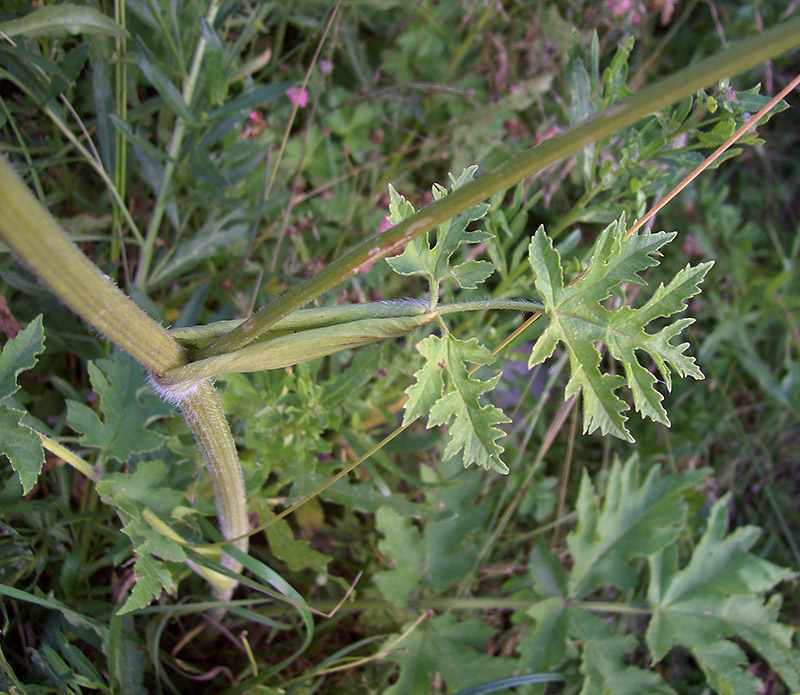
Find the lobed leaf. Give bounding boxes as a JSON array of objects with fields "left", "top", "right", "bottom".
[
  {"left": 386, "top": 166, "right": 494, "bottom": 295},
  {"left": 0, "top": 315, "right": 45, "bottom": 493},
  {"left": 567, "top": 456, "right": 707, "bottom": 598},
  {"left": 646, "top": 494, "right": 800, "bottom": 694},
  {"left": 406, "top": 334, "right": 510, "bottom": 473},
  {"left": 67, "top": 353, "right": 165, "bottom": 463},
  {"left": 528, "top": 217, "right": 712, "bottom": 441}
]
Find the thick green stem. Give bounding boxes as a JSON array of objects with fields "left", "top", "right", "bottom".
[
  {"left": 155, "top": 379, "right": 248, "bottom": 600},
  {"left": 161, "top": 313, "right": 436, "bottom": 386},
  {"left": 0, "top": 154, "right": 248, "bottom": 599},
  {"left": 0, "top": 156, "right": 183, "bottom": 373},
  {"left": 198, "top": 16, "right": 800, "bottom": 359}
]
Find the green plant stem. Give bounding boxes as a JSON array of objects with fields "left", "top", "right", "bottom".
[
  {"left": 0, "top": 156, "right": 183, "bottom": 373},
  {"left": 170, "top": 298, "right": 545, "bottom": 346},
  {"left": 133, "top": 0, "right": 221, "bottom": 289},
  {"left": 198, "top": 16, "right": 800, "bottom": 359},
  {"left": 173, "top": 380, "right": 248, "bottom": 599},
  {"left": 0, "top": 154, "right": 247, "bottom": 599},
  {"left": 160, "top": 313, "right": 436, "bottom": 386}
]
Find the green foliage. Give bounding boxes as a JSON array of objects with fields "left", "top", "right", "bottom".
[
  {"left": 96, "top": 460, "right": 187, "bottom": 614},
  {"left": 1, "top": 1, "right": 799, "bottom": 693},
  {"left": 529, "top": 217, "right": 712, "bottom": 441},
  {"left": 646, "top": 495, "right": 800, "bottom": 694},
  {"left": 386, "top": 166, "right": 495, "bottom": 300},
  {"left": 566, "top": 457, "right": 707, "bottom": 598},
  {"left": 384, "top": 614, "right": 516, "bottom": 695},
  {"left": 405, "top": 334, "right": 510, "bottom": 473},
  {"left": 66, "top": 353, "right": 165, "bottom": 464},
  {"left": 0, "top": 315, "right": 44, "bottom": 493},
  {"left": 512, "top": 458, "right": 797, "bottom": 693}
]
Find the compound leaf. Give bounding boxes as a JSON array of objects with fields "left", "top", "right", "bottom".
[
  {"left": 567, "top": 457, "right": 707, "bottom": 598},
  {"left": 67, "top": 352, "right": 165, "bottom": 463},
  {"left": 386, "top": 166, "right": 494, "bottom": 293},
  {"left": 406, "top": 334, "right": 510, "bottom": 473},
  {"left": 528, "top": 217, "right": 712, "bottom": 441},
  {"left": 646, "top": 494, "right": 799, "bottom": 694}
]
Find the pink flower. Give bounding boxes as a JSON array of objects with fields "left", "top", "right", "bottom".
[
  {"left": 608, "top": 0, "right": 632, "bottom": 15},
  {"left": 287, "top": 86, "right": 309, "bottom": 108},
  {"left": 319, "top": 59, "right": 333, "bottom": 75}
]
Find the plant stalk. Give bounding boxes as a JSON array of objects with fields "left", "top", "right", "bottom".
[
  {"left": 0, "top": 155, "right": 247, "bottom": 599},
  {"left": 133, "top": 0, "right": 221, "bottom": 289},
  {"left": 198, "top": 15, "right": 800, "bottom": 359}
]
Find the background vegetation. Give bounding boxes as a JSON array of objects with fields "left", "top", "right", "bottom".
[{"left": 1, "top": 0, "right": 799, "bottom": 693}]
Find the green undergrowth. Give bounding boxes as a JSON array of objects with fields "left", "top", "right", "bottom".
[{"left": 1, "top": 1, "right": 799, "bottom": 693}]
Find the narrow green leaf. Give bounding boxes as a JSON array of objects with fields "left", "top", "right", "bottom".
[
  {"left": 0, "top": 4, "right": 128, "bottom": 38},
  {"left": 135, "top": 37, "right": 197, "bottom": 125}
]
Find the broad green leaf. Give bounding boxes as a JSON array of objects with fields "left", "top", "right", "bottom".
[
  {"left": 0, "top": 314, "right": 44, "bottom": 399},
  {"left": 646, "top": 494, "right": 799, "bottom": 694},
  {"left": 406, "top": 334, "right": 510, "bottom": 473},
  {"left": 0, "top": 315, "right": 46, "bottom": 493},
  {"left": 421, "top": 460, "right": 491, "bottom": 590},
  {"left": 0, "top": 405, "right": 44, "bottom": 494},
  {"left": 528, "top": 217, "right": 712, "bottom": 441},
  {"left": 374, "top": 508, "right": 423, "bottom": 607},
  {"left": 567, "top": 457, "right": 707, "bottom": 598},
  {"left": 0, "top": 4, "right": 128, "bottom": 38},
  {"left": 67, "top": 353, "right": 165, "bottom": 463},
  {"left": 519, "top": 596, "right": 570, "bottom": 672},
  {"left": 386, "top": 167, "right": 494, "bottom": 293},
  {"left": 384, "top": 615, "right": 515, "bottom": 695}
]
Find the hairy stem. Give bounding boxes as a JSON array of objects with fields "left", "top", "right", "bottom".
[
  {"left": 0, "top": 154, "right": 248, "bottom": 599},
  {"left": 198, "top": 16, "right": 800, "bottom": 359}
]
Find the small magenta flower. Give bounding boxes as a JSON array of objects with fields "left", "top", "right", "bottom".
[
  {"left": 608, "top": 0, "right": 633, "bottom": 15},
  {"left": 287, "top": 86, "right": 309, "bottom": 108},
  {"left": 320, "top": 59, "right": 333, "bottom": 75}
]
